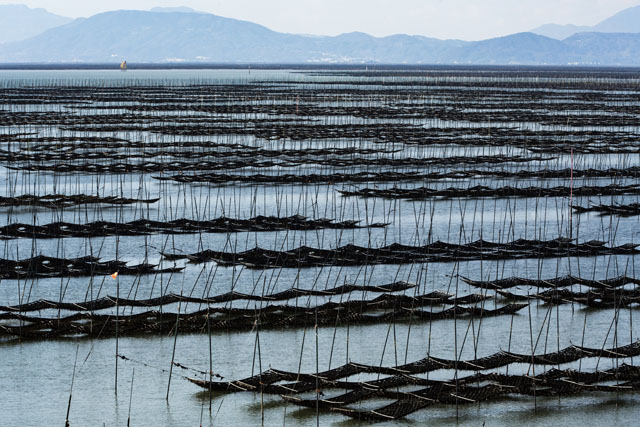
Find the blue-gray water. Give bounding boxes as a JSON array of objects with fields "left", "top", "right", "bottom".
[{"left": 0, "top": 68, "right": 638, "bottom": 426}]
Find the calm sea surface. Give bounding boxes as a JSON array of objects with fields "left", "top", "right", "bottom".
[{"left": 0, "top": 68, "right": 638, "bottom": 426}]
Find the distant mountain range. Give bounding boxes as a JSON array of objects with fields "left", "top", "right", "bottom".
[
  {"left": 531, "top": 5, "right": 640, "bottom": 39},
  {"left": 0, "top": 4, "right": 72, "bottom": 44},
  {"left": 1, "top": 5, "right": 640, "bottom": 65}
]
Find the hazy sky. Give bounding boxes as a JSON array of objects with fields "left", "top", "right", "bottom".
[{"left": 4, "top": 0, "right": 640, "bottom": 40}]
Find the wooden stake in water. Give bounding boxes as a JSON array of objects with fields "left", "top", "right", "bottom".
[
  {"left": 127, "top": 368, "right": 135, "bottom": 427},
  {"left": 115, "top": 234, "right": 120, "bottom": 396},
  {"left": 569, "top": 147, "right": 574, "bottom": 239},
  {"left": 166, "top": 292, "right": 183, "bottom": 402},
  {"left": 65, "top": 345, "right": 80, "bottom": 427},
  {"left": 115, "top": 273, "right": 119, "bottom": 397}
]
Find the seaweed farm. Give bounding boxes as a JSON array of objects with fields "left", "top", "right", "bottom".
[{"left": 1, "top": 67, "right": 640, "bottom": 426}]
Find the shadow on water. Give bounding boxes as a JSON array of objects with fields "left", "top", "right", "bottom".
[{"left": 189, "top": 391, "right": 640, "bottom": 426}]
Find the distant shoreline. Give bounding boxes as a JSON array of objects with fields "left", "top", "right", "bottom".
[{"left": 1, "top": 63, "right": 640, "bottom": 72}]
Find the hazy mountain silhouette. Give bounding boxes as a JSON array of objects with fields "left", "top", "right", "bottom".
[
  {"left": 0, "top": 10, "right": 468, "bottom": 63},
  {"left": 0, "top": 4, "right": 72, "bottom": 44},
  {"left": 0, "top": 8, "right": 639, "bottom": 65},
  {"left": 531, "top": 5, "right": 640, "bottom": 39},
  {"left": 592, "top": 5, "right": 640, "bottom": 32}
]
